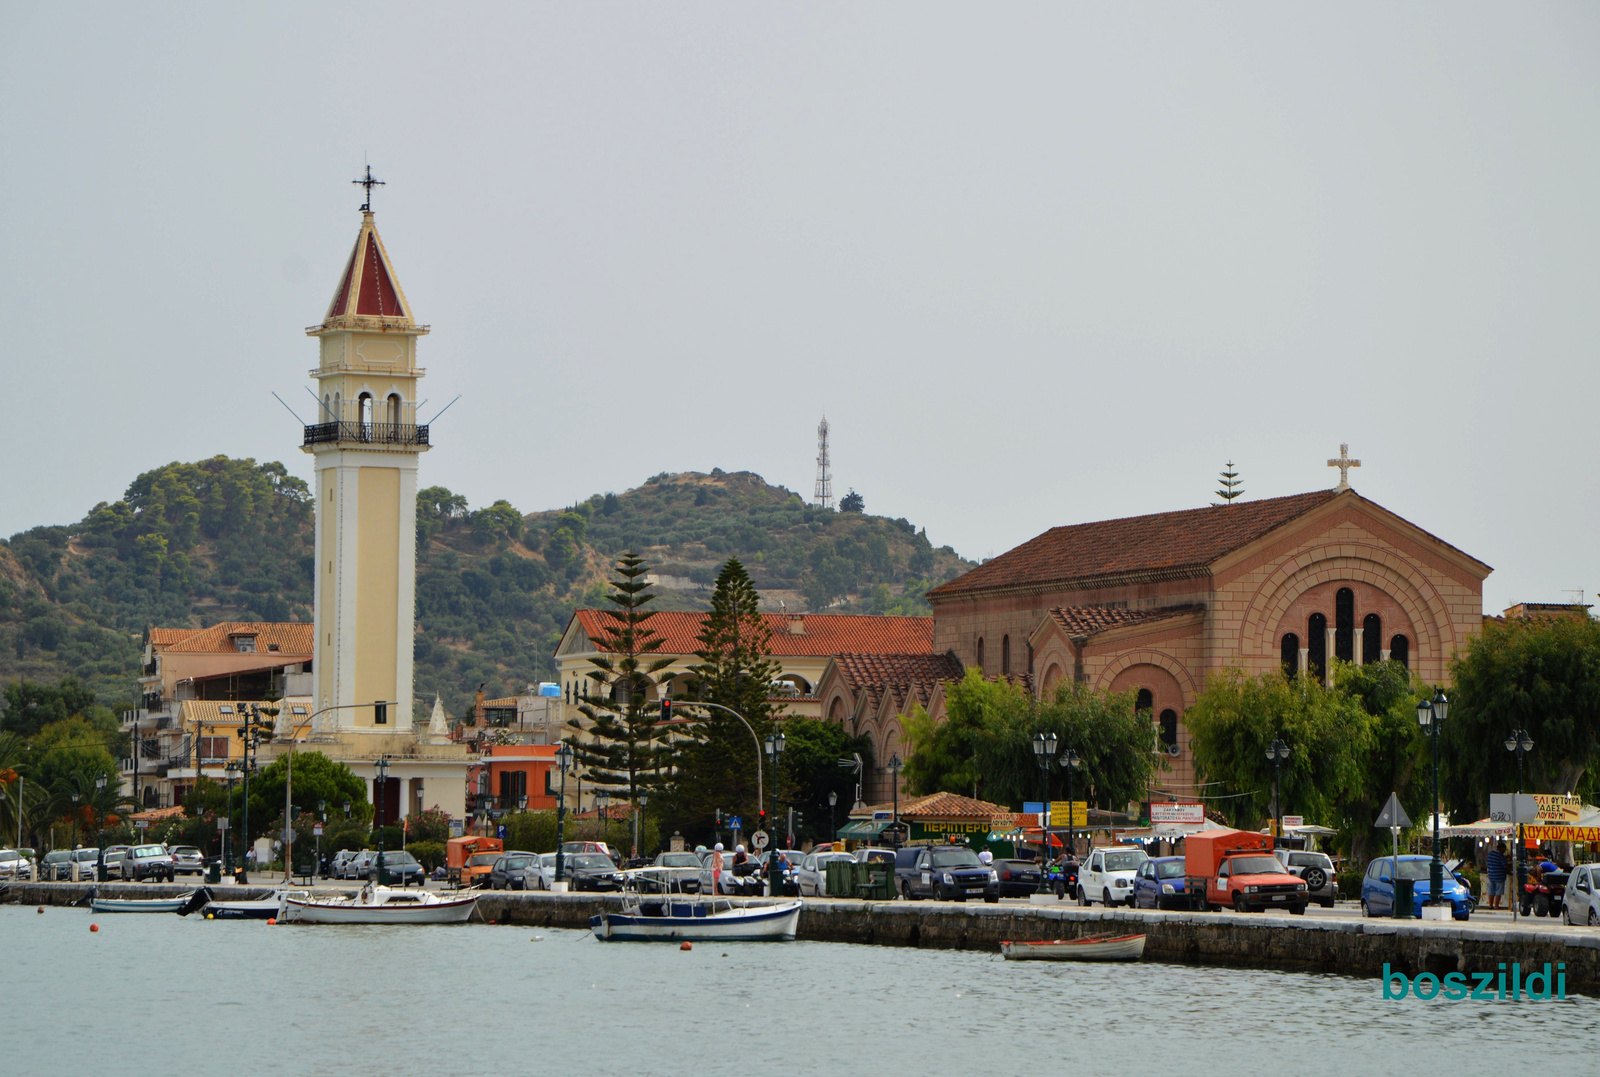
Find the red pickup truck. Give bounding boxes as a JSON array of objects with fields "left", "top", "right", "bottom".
[{"left": 1185, "top": 828, "right": 1309, "bottom": 914}]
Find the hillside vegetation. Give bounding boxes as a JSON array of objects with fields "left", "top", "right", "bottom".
[{"left": 2, "top": 459, "right": 971, "bottom": 715}]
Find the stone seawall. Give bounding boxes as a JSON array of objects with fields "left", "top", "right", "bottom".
[{"left": 11, "top": 882, "right": 1599, "bottom": 994}]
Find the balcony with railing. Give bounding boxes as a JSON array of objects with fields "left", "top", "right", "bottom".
[{"left": 303, "top": 421, "right": 429, "bottom": 449}]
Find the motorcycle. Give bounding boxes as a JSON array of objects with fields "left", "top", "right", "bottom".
[
  {"left": 1521, "top": 871, "right": 1568, "bottom": 918},
  {"left": 1046, "top": 857, "right": 1080, "bottom": 900}
]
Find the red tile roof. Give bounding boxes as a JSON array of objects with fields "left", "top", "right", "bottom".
[
  {"left": 833, "top": 652, "right": 963, "bottom": 692},
  {"left": 325, "top": 215, "right": 409, "bottom": 322},
  {"left": 1046, "top": 604, "right": 1205, "bottom": 640},
  {"left": 854, "top": 791, "right": 1013, "bottom": 820},
  {"left": 929, "top": 490, "right": 1342, "bottom": 599},
  {"left": 150, "top": 627, "right": 202, "bottom": 647},
  {"left": 160, "top": 621, "right": 314, "bottom": 655},
  {"left": 571, "top": 610, "right": 933, "bottom": 657}
]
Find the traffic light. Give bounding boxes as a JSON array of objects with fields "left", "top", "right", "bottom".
[{"left": 660, "top": 699, "right": 672, "bottom": 722}]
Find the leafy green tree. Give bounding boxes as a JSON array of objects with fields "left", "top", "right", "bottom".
[
  {"left": 1185, "top": 668, "right": 1372, "bottom": 831},
  {"left": 666, "top": 559, "right": 783, "bottom": 838},
  {"left": 1335, "top": 660, "right": 1430, "bottom": 860},
  {"left": 839, "top": 489, "right": 865, "bottom": 513},
  {"left": 901, "top": 674, "right": 1015, "bottom": 799},
  {"left": 566, "top": 553, "right": 676, "bottom": 814},
  {"left": 776, "top": 717, "right": 873, "bottom": 844},
  {"left": 2, "top": 676, "right": 98, "bottom": 739},
  {"left": 1443, "top": 615, "right": 1600, "bottom": 815},
  {"left": 247, "top": 751, "right": 368, "bottom": 841},
  {"left": 471, "top": 499, "right": 525, "bottom": 544}
]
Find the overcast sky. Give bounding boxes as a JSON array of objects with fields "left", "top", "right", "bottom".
[{"left": 2, "top": 4, "right": 1596, "bottom": 613}]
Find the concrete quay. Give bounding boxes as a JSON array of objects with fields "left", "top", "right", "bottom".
[{"left": 12, "top": 881, "right": 1599, "bottom": 994}]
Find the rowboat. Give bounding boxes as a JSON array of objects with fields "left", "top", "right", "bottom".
[
  {"left": 277, "top": 883, "right": 477, "bottom": 924},
  {"left": 90, "top": 891, "right": 195, "bottom": 914},
  {"left": 1000, "top": 933, "right": 1146, "bottom": 961}
]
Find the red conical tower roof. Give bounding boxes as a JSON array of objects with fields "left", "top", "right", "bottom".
[{"left": 323, "top": 211, "right": 414, "bottom": 325}]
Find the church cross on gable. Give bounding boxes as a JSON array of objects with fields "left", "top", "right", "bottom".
[{"left": 924, "top": 477, "right": 1490, "bottom": 801}]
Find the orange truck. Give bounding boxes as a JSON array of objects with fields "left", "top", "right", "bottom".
[
  {"left": 1185, "top": 828, "right": 1309, "bottom": 914},
  {"left": 447, "top": 836, "right": 504, "bottom": 888}
]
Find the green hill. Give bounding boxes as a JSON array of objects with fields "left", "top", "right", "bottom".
[{"left": 1, "top": 458, "right": 971, "bottom": 715}]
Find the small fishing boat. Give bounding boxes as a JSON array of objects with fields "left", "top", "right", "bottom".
[
  {"left": 178, "top": 887, "right": 308, "bottom": 920},
  {"left": 1000, "top": 933, "right": 1146, "bottom": 961},
  {"left": 277, "top": 883, "right": 478, "bottom": 925},
  {"left": 590, "top": 872, "right": 800, "bottom": 941},
  {"left": 90, "top": 890, "right": 196, "bottom": 914}
]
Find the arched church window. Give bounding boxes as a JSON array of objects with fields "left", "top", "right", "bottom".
[
  {"left": 1158, "top": 709, "right": 1178, "bottom": 748},
  {"left": 1334, "top": 588, "right": 1355, "bottom": 663},
  {"left": 358, "top": 393, "right": 374, "bottom": 440},
  {"left": 1363, "top": 614, "right": 1382, "bottom": 664},
  {"left": 1135, "top": 688, "right": 1153, "bottom": 713},
  {"left": 1281, "top": 633, "right": 1300, "bottom": 678},
  {"left": 1308, "top": 613, "right": 1327, "bottom": 681},
  {"left": 1001, "top": 635, "right": 1010, "bottom": 676},
  {"left": 976, "top": 637, "right": 985, "bottom": 672},
  {"left": 387, "top": 393, "right": 401, "bottom": 426},
  {"left": 1390, "top": 634, "right": 1409, "bottom": 669}
]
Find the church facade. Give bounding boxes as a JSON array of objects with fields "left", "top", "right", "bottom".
[{"left": 923, "top": 482, "right": 1492, "bottom": 799}]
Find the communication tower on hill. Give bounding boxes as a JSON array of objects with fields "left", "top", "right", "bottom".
[{"left": 813, "top": 416, "right": 833, "bottom": 510}]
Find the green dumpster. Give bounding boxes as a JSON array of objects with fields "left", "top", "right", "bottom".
[
  {"left": 825, "top": 858, "right": 857, "bottom": 898},
  {"left": 1393, "top": 878, "right": 1415, "bottom": 919}
]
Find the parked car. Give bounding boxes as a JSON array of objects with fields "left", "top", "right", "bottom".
[
  {"left": 1360, "top": 855, "right": 1471, "bottom": 920},
  {"left": 568, "top": 852, "right": 627, "bottom": 892},
  {"left": 342, "top": 850, "right": 376, "bottom": 879},
  {"left": 991, "top": 858, "right": 1044, "bottom": 898},
  {"left": 561, "top": 841, "right": 618, "bottom": 863},
  {"left": 330, "top": 849, "right": 361, "bottom": 878},
  {"left": 489, "top": 854, "right": 542, "bottom": 890},
  {"left": 169, "top": 846, "right": 205, "bottom": 876},
  {"left": 756, "top": 850, "right": 802, "bottom": 896},
  {"left": 796, "top": 851, "right": 855, "bottom": 896},
  {"left": 853, "top": 847, "right": 898, "bottom": 865},
  {"left": 895, "top": 844, "right": 999, "bottom": 902},
  {"left": 122, "top": 844, "right": 177, "bottom": 882},
  {"left": 1133, "top": 856, "right": 1189, "bottom": 910},
  {"left": 0, "top": 848, "right": 34, "bottom": 880},
  {"left": 40, "top": 850, "right": 73, "bottom": 881},
  {"left": 1275, "top": 849, "right": 1337, "bottom": 908},
  {"left": 1076, "top": 846, "right": 1149, "bottom": 906},
  {"left": 102, "top": 848, "right": 130, "bottom": 879},
  {"left": 1562, "top": 863, "right": 1600, "bottom": 927},
  {"left": 649, "top": 851, "right": 704, "bottom": 893},
  {"left": 376, "top": 850, "right": 427, "bottom": 885},
  {"left": 69, "top": 848, "right": 103, "bottom": 880},
  {"left": 701, "top": 851, "right": 764, "bottom": 896}
]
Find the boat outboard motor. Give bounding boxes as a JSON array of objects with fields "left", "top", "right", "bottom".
[
  {"left": 177, "top": 887, "right": 214, "bottom": 917},
  {"left": 73, "top": 886, "right": 97, "bottom": 908}
]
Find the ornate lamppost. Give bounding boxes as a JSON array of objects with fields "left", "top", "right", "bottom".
[
  {"left": 887, "top": 753, "right": 903, "bottom": 848},
  {"left": 94, "top": 774, "right": 108, "bottom": 883},
  {"left": 1416, "top": 690, "right": 1450, "bottom": 912},
  {"left": 373, "top": 756, "right": 391, "bottom": 886},
  {"left": 1030, "top": 733, "right": 1057, "bottom": 894},
  {"left": 1061, "top": 748, "right": 1082, "bottom": 862},
  {"left": 1506, "top": 727, "right": 1534, "bottom": 915},
  {"left": 828, "top": 790, "right": 838, "bottom": 844},
  {"left": 553, "top": 741, "right": 573, "bottom": 891},
  {"left": 223, "top": 762, "right": 240, "bottom": 875},
  {"left": 1266, "top": 738, "right": 1291, "bottom": 844},
  {"left": 764, "top": 731, "right": 786, "bottom": 894}
]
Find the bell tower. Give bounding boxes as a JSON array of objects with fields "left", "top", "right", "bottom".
[{"left": 302, "top": 187, "right": 428, "bottom": 734}]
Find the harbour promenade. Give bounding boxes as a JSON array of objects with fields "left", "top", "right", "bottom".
[{"left": 13, "top": 880, "right": 1600, "bottom": 994}]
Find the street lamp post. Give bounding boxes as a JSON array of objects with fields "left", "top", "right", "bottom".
[
  {"left": 69, "top": 792, "right": 80, "bottom": 852},
  {"left": 887, "top": 753, "right": 903, "bottom": 848},
  {"left": 764, "top": 731, "right": 786, "bottom": 895},
  {"left": 1505, "top": 727, "right": 1534, "bottom": 916},
  {"left": 374, "top": 756, "right": 391, "bottom": 886},
  {"left": 596, "top": 790, "right": 610, "bottom": 851},
  {"left": 223, "top": 763, "right": 239, "bottom": 875},
  {"left": 1030, "top": 732, "right": 1058, "bottom": 894},
  {"left": 1266, "top": 738, "right": 1291, "bottom": 844},
  {"left": 1416, "top": 689, "right": 1450, "bottom": 912},
  {"left": 828, "top": 790, "right": 838, "bottom": 844},
  {"left": 94, "top": 775, "right": 108, "bottom": 883},
  {"left": 554, "top": 741, "right": 573, "bottom": 891},
  {"left": 316, "top": 800, "right": 326, "bottom": 878},
  {"left": 634, "top": 793, "right": 647, "bottom": 860},
  {"left": 1061, "top": 748, "right": 1082, "bottom": 862}
]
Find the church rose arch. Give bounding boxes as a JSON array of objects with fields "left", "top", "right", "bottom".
[{"left": 1097, "top": 652, "right": 1197, "bottom": 711}]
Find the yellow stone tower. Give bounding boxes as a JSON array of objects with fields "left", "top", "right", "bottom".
[{"left": 302, "top": 191, "right": 428, "bottom": 734}]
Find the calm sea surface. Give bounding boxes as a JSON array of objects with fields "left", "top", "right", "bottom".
[{"left": 3, "top": 904, "right": 1595, "bottom": 1076}]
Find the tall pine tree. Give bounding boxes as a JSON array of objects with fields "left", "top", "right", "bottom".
[
  {"left": 566, "top": 552, "right": 676, "bottom": 809},
  {"left": 1216, "top": 461, "right": 1244, "bottom": 503},
  {"left": 664, "top": 558, "right": 784, "bottom": 839}
]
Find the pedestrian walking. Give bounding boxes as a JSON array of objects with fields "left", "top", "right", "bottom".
[{"left": 1485, "top": 841, "right": 1508, "bottom": 909}]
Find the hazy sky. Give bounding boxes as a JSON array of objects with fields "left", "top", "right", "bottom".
[{"left": 2, "top": 4, "right": 1596, "bottom": 613}]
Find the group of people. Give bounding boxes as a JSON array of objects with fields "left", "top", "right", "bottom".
[
  {"left": 697, "top": 841, "right": 790, "bottom": 895},
  {"left": 1482, "top": 841, "right": 1566, "bottom": 910}
]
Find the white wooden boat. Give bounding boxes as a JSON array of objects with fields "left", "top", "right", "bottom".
[
  {"left": 90, "top": 891, "right": 195, "bottom": 914},
  {"left": 277, "top": 884, "right": 478, "bottom": 925},
  {"left": 1000, "top": 933, "right": 1146, "bottom": 961},
  {"left": 591, "top": 896, "right": 801, "bottom": 942}
]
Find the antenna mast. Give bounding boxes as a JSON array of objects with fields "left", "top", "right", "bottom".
[{"left": 814, "top": 416, "right": 833, "bottom": 510}]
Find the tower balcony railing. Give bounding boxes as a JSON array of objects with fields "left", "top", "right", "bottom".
[{"left": 303, "top": 421, "right": 430, "bottom": 448}]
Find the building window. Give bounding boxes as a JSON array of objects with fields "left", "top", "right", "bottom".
[
  {"left": 232, "top": 635, "right": 257, "bottom": 653},
  {"left": 1363, "top": 614, "right": 1382, "bottom": 664},
  {"left": 1308, "top": 613, "right": 1327, "bottom": 681},
  {"left": 976, "top": 637, "right": 985, "bottom": 672},
  {"left": 1158, "top": 709, "right": 1178, "bottom": 748},
  {"left": 499, "top": 769, "right": 528, "bottom": 806},
  {"left": 1334, "top": 588, "right": 1355, "bottom": 663},
  {"left": 1281, "top": 633, "right": 1300, "bottom": 678},
  {"left": 1135, "top": 688, "right": 1153, "bottom": 713},
  {"left": 1390, "top": 634, "right": 1409, "bottom": 669},
  {"left": 1001, "top": 635, "right": 1010, "bottom": 676},
  {"left": 374, "top": 701, "right": 387, "bottom": 725}
]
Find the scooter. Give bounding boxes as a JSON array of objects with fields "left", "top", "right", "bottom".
[
  {"left": 1047, "top": 857, "right": 1080, "bottom": 900},
  {"left": 1521, "top": 871, "right": 1569, "bottom": 917}
]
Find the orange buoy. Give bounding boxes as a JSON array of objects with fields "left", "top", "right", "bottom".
[
  {"left": 90, "top": 923, "right": 99, "bottom": 933},
  {"left": 37, "top": 906, "right": 44, "bottom": 914},
  {"left": 680, "top": 941, "right": 692, "bottom": 951},
  {"left": 266, "top": 917, "right": 276, "bottom": 925}
]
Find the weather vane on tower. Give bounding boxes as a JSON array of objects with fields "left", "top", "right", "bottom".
[{"left": 353, "top": 164, "right": 385, "bottom": 213}]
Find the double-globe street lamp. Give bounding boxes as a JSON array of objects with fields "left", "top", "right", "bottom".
[
  {"left": 764, "top": 731, "right": 786, "bottom": 895},
  {"left": 1060, "top": 748, "right": 1082, "bottom": 865},
  {"left": 1505, "top": 727, "right": 1534, "bottom": 912},
  {"left": 828, "top": 790, "right": 838, "bottom": 844},
  {"left": 1266, "top": 738, "right": 1292, "bottom": 844},
  {"left": 94, "top": 774, "right": 107, "bottom": 883},
  {"left": 1030, "top": 733, "right": 1058, "bottom": 895},
  {"left": 553, "top": 741, "right": 574, "bottom": 891},
  {"left": 887, "top": 754, "right": 903, "bottom": 847},
  {"left": 1416, "top": 689, "right": 1450, "bottom": 911},
  {"left": 373, "top": 756, "right": 391, "bottom": 886}
]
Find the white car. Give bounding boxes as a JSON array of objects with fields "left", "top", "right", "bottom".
[
  {"left": 1076, "top": 846, "right": 1149, "bottom": 906},
  {"left": 795, "top": 852, "right": 855, "bottom": 896},
  {"left": 0, "top": 849, "right": 34, "bottom": 880},
  {"left": 1563, "top": 863, "right": 1600, "bottom": 927}
]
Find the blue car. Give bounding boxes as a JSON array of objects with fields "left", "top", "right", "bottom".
[
  {"left": 1361, "top": 855, "right": 1472, "bottom": 920},
  {"left": 1133, "top": 856, "right": 1188, "bottom": 910}
]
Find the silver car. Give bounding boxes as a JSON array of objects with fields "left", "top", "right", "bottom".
[
  {"left": 69, "top": 848, "right": 103, "bottom": 880},
  {"left": 1275, "top": 849, "right": 1337, "bottom": 908},
  {"left": 1563, "top": 863, "right": 1600, "bottom": 926},
  {"left": 0, "top": 849, "right": 33, "bottom": 880},
  {"left": 796, "top": 852, "right": 855, "bottom": 897}
]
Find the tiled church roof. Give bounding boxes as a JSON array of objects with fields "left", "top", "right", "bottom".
[
  {"left": 1046, "top": 604, "right": 1205, "bottom": 640},
  {"left": 571, "top": 610, "right": 933, "bottom": 657},
  {"left": 830, "top": 651, "right": 965, "bottom": 712},
  {"left": 929, "top": 490, "right": 1342, "bottom": 598}
]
